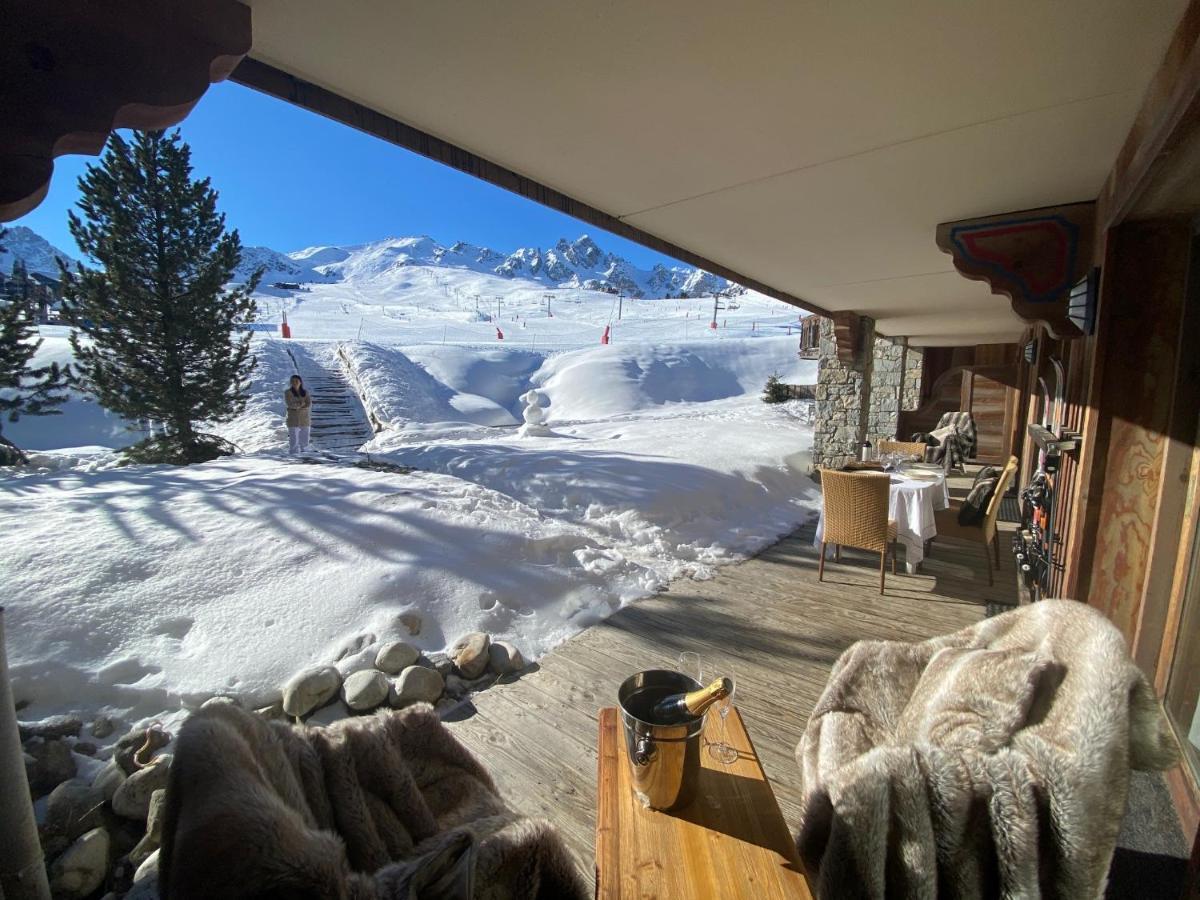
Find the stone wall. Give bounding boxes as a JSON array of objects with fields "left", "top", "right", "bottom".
[
  {"left": 902, "top": 345, "right": 924, "bottom": 411},
  {"left": 867, "top": 335, "right": 905, "bottom": 443},
  {"left": 813, "top": 316, "right": 874, "bottom": 469}
]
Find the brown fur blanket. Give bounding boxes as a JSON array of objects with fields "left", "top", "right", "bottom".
[
  {"left": 159, "top": 702, "right": 587, "bottom": 899},
  {"left": 796, "top": 600, "right": 1178, "bottom": 900}
]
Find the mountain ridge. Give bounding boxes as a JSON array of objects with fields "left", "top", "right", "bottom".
[
  {"left": 270, "top": 233, "right": 743, "bottom": 299},
  {"left": 2, "top": 225, "right": 745, "bottom": 300}
]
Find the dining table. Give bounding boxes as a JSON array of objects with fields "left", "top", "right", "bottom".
[{"left": 814, "top": 465, "right": 950, "bottom": 574}]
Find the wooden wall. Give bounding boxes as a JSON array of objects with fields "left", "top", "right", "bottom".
[
  {"left": 896, "top": 343, "right": 1019, "bottom": 464},
  {"left": 1081, "top": 220, "right": 1191, "bottom": 639}
]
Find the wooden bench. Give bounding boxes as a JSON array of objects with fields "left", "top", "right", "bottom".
[{"left": 596, "top": 706, "right": 813, "bottom": 899}]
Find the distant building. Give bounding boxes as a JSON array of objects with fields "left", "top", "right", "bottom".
[{"left": 798, "top": 315, "right": 820, "bottom": 358}]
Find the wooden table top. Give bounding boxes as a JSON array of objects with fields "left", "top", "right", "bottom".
[{"left": 595, "top": 705, "right": 813, "bottom": 899}]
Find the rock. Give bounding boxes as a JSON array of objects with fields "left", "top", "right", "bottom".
[
  {"left": 334, "top": 646, "right": 380, "bottom": 679},
  {"left": 420, "top": 652, "right": 456, "bottom": 679},
  {"left": 124, "top": 849, "right": 159, "bottom": 900},
  {"left": 112, "top": 754, "right": 171, "bottom": 820},
  {"left": 42, "top": 780, "right": 106, "bottom": 849},
  {"left": 49, "top": 826, "right": 110, "bottom": 900},
  {"left": 104, "top": 817, "right": 144, "bottom": 863},
  {"left": 120, "top": 788, "right": 163, "bottom": 873},
  {"left": 391, "top": 666, "right": 444, "bottom": 706},
  {"left": 91, "top": 760, "right": 126, "bottom": 803},
  {"left": 488, "top": 641, "right": 526, "bottom": 675},
  {"left": 200, "top": 694, "right": 241, "bottom": 710},
  {"left": 19, "top": 714, "right": 83, "bottom": 741},
  {"left": 73, "top": 741, "right": 98, "bottom": 756},
  {"left": 90, "top": 715, "right": 116, "bottom": 739},
  {"left": 444, "top": 674, "right": 469, "bottom": 699},
  {"left": 342, "top": 669, "right": 390, "bottom": 711},
  {"left": 128, "top": 832, "right": 156, "bottom": 870},
  {"left": 397, "top": 612, "right": 422, "bottom": 636},
  {"left": 115, "top": 725, "right": 170, "bottom": 775},
  {"left": 25, "top": 736, "right": 76, "bottom": 797},
  {"left": 375, "top": 640, "right": 420, "bottom": 675},
  {"left": 332, "top": 631, "right": 377, "bottom": 662},
  {"left": 282, "top": 665, "right": 342, "bottom": 718},
  {"left": 449, "top": 632, "right": 491, "bottom": 679},
  {"left": 255, "top": 701, "right": 285, "bottom": 720},
  {"left": 145, "top": 789, "right": 167, "bottom": 841}
]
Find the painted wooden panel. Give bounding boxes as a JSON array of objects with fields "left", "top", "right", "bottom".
[{"left": 1088, "top": 221, "right": 1190, "bottom": 640}]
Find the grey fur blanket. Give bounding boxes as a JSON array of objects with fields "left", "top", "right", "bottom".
[
  {"left": 159, "top": 702, "right": 587, "bottom": 900},
  {"left": 796, "top": 600, "right": 1178, "bottom": 899}
]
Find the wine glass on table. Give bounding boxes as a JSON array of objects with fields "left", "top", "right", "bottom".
[{"left": 707, "top": 665, "right": 738, "bottom": 765}]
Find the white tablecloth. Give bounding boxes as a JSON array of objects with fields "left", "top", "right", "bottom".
[{"left": 814, "top": 470, "right": 950, "bottom": 570}]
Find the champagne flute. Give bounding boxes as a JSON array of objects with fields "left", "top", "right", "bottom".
[
  {"left": 708, "top": 666, "right": 738, "bottom": 765},
  {"left": 678, "top": 651, "right": 702, "bottom": 685}
]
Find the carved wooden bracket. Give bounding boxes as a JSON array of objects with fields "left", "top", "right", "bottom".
[
  {"left": 1, "top": 0, "right": 252, "bottom": 221},
  {"left": 935, "top": 202, "right": 1095, "bottom": 339},
  {"left": 831, "top": 312, "right": 868, "bottom": 365}
]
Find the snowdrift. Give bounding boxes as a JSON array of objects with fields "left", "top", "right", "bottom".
[
  {"left": 3, "top": 330, "right": 146, "bottom": 451},
  {"left": 340, "top": 335, "right": 814, "bottom": 434},
  {"left": 532, "top": 337, "right": 814, "bottom": 421}
]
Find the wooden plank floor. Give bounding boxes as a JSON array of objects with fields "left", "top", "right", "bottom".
[{"left": 445, "top": 472, "right": 1020, "bottom": 887}]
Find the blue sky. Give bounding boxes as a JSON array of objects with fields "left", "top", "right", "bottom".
[{"left": 16, "top": 80, "right": 681, "bottom": 269}]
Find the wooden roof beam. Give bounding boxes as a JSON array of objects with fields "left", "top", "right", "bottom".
[{"left": 0, "top": 0, "right": 252, "bottom": 221}]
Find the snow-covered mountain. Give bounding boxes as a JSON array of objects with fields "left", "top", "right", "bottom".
[
  {"left": 2, "top": 225, "right": 742, "bottom": 300},
  {"left": 0, "top": 226, "right": 79, "bottom": 278},
  {"left": 285, "top": 234, "right": 743, "bottom": 299},
  {"left": 233, "top": 245, "right": 338, "bottom": 286}
]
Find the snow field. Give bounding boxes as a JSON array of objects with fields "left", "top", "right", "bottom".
[{"left": 3, "top": 293, "right": 819, "bottom": 731}]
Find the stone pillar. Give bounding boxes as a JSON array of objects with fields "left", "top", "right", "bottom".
[
  {"left": 813, "top": 316, "right": 874, "bottom": 469},
  {"left": 867, "top": 335, "right": 905, "bottom": 442},
  {"left": 901, "top": 345, "right": 923, "bottom": 411}
]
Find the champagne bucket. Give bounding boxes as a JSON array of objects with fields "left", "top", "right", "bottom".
[{"left": 617, "top": 670, "right": 705, "bottom": 811}]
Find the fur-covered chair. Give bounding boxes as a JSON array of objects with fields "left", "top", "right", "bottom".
[
  {"left": 913, "top": 410, "right": 978, "bottom": 472},
  {"left": 160, "top": 702, "right": 588, "bottom": 900},
  {"left": 795, "top": 600, "right": 1178, "bottom": 899}
]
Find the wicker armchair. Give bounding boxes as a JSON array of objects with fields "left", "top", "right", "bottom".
[
  {"left": 818, "top": 470, "right": 899, "bottom": 594},
  {"left": 932, "top": 455, "right": 1018, "bottom": 585},
  {"left": 876, "top": 439, "right": 928, "bottom": 459}
]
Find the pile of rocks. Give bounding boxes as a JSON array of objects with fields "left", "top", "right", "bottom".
[
  {"left": 20, "top": 714, "right": 170, "bottom": 899},
  {"left": 279, "top": 631, "right": 528, "bottom": 720},
  {"left": 16, "top": 632, "right": 528, "bottom": 898}
]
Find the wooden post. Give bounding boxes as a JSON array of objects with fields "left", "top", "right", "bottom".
[{"left": 0, "top": 607, "right": 51, "bottom": 900}]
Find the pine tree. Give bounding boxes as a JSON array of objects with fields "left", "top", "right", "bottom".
[
  {"left": 61, "top": 130, "right": 261, "bottom": 464},
  {"left": 762, "top": 372, "right": 790, "bottom": 404},
  {"left": 9, "top": 259, "right": 31, "bottom": 316},
  {"left": 0, "top": 228, "right": 70, "bottom": 464}
]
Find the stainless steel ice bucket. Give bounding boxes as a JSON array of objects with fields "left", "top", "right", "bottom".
[{"left": 617, "top": 669, "right": 705, "bottom": 811}]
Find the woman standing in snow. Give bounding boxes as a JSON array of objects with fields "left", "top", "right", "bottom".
[{"left": 284, "top": 374, "right": 312, "bottom": 454}]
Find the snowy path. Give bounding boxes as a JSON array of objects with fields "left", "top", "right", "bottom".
[{"left": 284, "top": 343, "right": 376, "bottom": 453}]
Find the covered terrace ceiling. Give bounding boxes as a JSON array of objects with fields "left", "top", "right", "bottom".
[{"left": 241, "top": 0, "right": 1187, "bottom": 346}]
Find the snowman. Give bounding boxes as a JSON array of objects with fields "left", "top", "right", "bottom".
[{"left": 517, "top": 388, "right": 555, "bottom": 437}]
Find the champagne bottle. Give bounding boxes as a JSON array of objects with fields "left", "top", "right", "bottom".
[{"left": 650, "top": 677, "right": 732, "bottom": 723}]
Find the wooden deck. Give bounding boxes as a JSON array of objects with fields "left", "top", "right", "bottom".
[{"left": 445, "top": 473, "right": 1020, "bottom": 887}]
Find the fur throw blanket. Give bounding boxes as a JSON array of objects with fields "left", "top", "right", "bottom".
[
  {"left": 796, "top": 600, "right": 1178, "bottom": 899},
  {"left": 159, "top": 702, "right": 587, "bottom": 900}
]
